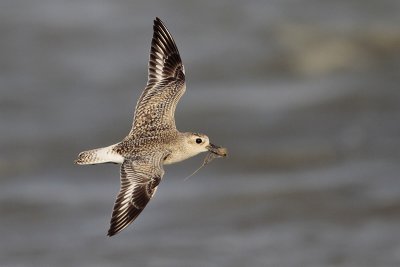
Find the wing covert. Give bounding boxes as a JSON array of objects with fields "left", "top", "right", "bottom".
[
  {"left": 130, "top": 18, "right": 186, "bottom": 136},
  {"left": 107, "top": 151, "right": 168, "bottom": 236}
]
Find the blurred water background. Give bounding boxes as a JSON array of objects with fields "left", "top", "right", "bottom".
[{"left": 1, "top": 0, "right": 400, "bottom": 266}]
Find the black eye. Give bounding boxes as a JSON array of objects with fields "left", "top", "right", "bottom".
[{"left": 196, "top": 138, "right": 202, "bottom": 144}]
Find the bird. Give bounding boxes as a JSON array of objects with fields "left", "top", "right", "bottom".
[{"left": 75, "top": 17, "right": 227, "bottom": 236}]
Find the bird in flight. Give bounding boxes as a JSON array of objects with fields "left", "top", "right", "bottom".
[{"left": 75, "top": 17, "right": 227, "bottom": 236}]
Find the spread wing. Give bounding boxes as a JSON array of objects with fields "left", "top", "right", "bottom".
[
  {"left": 130, "top": 17, "right": 186, "bottom": 136},
  {"left": 107, "top": 151, "right": 168, "bottom": 236}
]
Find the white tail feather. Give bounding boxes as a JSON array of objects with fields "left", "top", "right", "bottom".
[{"left": 75, "top": 144, "right": 124, "bottom": 165}]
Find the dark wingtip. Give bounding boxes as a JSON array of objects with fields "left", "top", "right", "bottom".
[
  {"left": 154, "top": 17, "right": 164, "bottom": 27},
  {"left": 107, "top": 226, "right": 119, "bottom": 237},
  {"left": 107, "top": 231, "right": 115, "bottom": 237}
]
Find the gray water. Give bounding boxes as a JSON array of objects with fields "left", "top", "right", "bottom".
[{"left": 1, "top": 0, "right": 400, "bottom": 266}]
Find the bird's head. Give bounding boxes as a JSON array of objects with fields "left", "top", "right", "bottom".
[{"left": 184, "top": 132, "right": 227, "bottom": 157}]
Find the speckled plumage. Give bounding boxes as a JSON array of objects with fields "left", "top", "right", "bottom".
[{"left": 75, "top": 18, "right": 226, "bottom": 237}]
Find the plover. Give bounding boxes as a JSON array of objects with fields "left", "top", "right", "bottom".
[{"left": 75, "top": 17, "right": 227, "bottom": 236}]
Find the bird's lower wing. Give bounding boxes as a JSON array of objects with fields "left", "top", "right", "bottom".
[{"left": 108, "top": 151, "right": 168, "bottom": 236}]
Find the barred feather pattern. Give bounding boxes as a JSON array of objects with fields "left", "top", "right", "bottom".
[
  {"left": 130, "top": 17, "right": 186, "bottom": 137},
  {"left": 107, "top": 151, "right": 168, "bottom": 236}
]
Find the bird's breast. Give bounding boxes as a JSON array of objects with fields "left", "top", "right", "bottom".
[{"left": 163, "top": 149, "right": 200, "bottom": 165}]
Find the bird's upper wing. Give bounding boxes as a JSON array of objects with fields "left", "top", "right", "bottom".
[
  {"left": 130, "top": 17, "right": 186, "bottom": 137},
  {"left": 107, "top": 151, "right": 168, "bottom": 236}
]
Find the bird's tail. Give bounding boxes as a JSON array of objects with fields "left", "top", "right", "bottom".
[{"left": 74, "top": 144, "right": 124, "bottom": 165}]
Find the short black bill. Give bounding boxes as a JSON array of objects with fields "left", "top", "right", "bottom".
[{"left": 184, "top": 144, "right": 228, "bottom": 181}]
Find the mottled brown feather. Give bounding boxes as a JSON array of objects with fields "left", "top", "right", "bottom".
[
  {"left": 130, "top": 17, "right": 186, "bottom": 137},
  {"left": 107, "top": 151, "right": 167, "bottom": 236}
]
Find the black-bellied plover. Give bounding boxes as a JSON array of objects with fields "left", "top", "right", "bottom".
[{"left": 75, "top": 17, "right": 227, "bottom": 236}]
